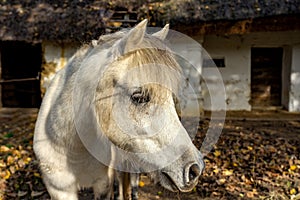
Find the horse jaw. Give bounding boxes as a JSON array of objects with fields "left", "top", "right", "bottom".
[{"left": 152, "top": 24, "right": 170, "bottom": 40}]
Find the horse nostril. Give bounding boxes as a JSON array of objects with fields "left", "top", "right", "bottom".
[{"left": 188, "top": 164, "right": 201, "bottom": 183}]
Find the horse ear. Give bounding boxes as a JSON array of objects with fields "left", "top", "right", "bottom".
[
  {"left": 122, "top": 19, "right": 148, "bottom": 54},
  {"left": 152, "top": 24, "right": 169, "bottom": 40}
]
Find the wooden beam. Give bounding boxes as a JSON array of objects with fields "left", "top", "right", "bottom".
[{"left": 0, "top": 77, "right": 39, "bottom": 83}]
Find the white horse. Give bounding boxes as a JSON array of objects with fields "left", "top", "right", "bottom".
[{"left": 33, "top": 19, "right": 204, "bottom": 200}]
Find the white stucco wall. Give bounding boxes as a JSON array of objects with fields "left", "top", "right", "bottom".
[
  {"left": 41, "top": 42, "right": 78, "bottom": 93},
  {"left": 201, "top": 34, "right": 251, "bottom": 111},
  {"left": 167, "top": 34, "right": 204, "bottom": 116},
  {"left": 200, "top": 31, "right": 300, "bottom": 112},
  {"left": 290, "top": 45, "right": 300, "bottom": 112},
  {"left": 39, "top": 31, "right": 300, "bottom": 112}
]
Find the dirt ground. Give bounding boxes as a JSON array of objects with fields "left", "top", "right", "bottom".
[{"left": 0, "top": 108, "right": 299, "bottom": 200}]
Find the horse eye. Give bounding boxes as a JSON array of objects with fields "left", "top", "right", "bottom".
[{"left": 131, "top": 91, "right": 150, "bottom": 105}]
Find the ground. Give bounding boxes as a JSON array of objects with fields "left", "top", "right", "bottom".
[{"left": 0, "top": 108, "right": 299, "bottom": 200}]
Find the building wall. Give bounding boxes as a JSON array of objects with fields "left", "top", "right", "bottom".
[
  {"left": 200, "top": 31, "right": 300, "bottom": 111},
  {"left": 0, "top": 49, "right": 2, "bottom": 108},
  {"left": 168, "top": 35, "right": 204, "bottom": 116},
  {"left": 40, "top": 31, "right": 300, "bottom": 112},
  {"left": 201, "top": 34, "right": 251, "bottom": 110},
  {"left": 282, "top": 46, "right": 292, "bottom": 109},
  {"left": 290, "top": 45, "right": 300, "bottom": 112},
  {"left": 41, "top": 42, "right": 79, "bottom": 95}
]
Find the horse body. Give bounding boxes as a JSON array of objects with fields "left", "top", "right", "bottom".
[{"left": 34, "top": 20, "right": 204, "bottom": 200}]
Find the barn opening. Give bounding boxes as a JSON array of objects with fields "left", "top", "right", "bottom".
[
  {"left": 0, "top": 41, "right": 42, "bottom": 108},
  {"left": 251, "top": 47, "right": 283, "bottom": 109}
]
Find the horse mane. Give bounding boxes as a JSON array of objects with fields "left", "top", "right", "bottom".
[
  {"left": 97, "top": 30, "right": 128, "bottom": 46},
  {"left": 91, "top": 29, "right": 183, "bottom": 103}
]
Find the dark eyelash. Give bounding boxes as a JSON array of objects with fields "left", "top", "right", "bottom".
[{"left": 131, "top": 89, "right": 150, "bottom": 105}]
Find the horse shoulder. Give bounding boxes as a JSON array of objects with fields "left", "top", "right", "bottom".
[{"left": 34, "top": 53, "right": 84, "bottom": 153}]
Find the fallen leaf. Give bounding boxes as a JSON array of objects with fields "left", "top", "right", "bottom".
[
  {"left": 214, "top": 150, "right": 221, "bottom": 157},
  {"left": 23, "top": 157, "right": 31, "bottom": 165},
  {"left": 31, "top": 191, "right": 44, "bottom": 197},
  {"left": 217, "top": 178, "right": 226, "bottom": 185},
  {"left": 290, "top": 188, "right": 297, "bottom": 195},
  {"left": 0, "top": 145, "right": 10, "bottom": 152},
  {"left": 18, "top": 191, "right": 27, "bottom": 197},
  {"left": 222, "top": 169, "right": 233, "bottom": 176},
  {"left": 3, "top": 170, "right": 11, "bottom": 180},
  {"left": 232, "top": 162, "right": 238, "bottom": 167},
  {"left": 290, "top": 165, "right": 297, "bottom": 171},
  {"left": 0, "top": 160, "right": 6, "bottom": 168},
  {"left": 6, "top": 156, "right": 15, "bottom": 165},
  {"left": 291, "top": 193, "right": 300, "bottom": 200}
]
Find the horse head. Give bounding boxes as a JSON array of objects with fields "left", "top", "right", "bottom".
[{"left": 90, "top": 20, "right": 205, "bottom": 192}]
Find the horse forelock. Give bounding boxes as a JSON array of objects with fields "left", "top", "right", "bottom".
[
  {"left": 89, "top": 29, "right": 182, "bottom": 104},
  {"left": 118, "top": 48, "right": 182, "bottom": 101}
]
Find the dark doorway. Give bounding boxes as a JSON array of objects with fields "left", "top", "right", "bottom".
[
  {"left": 0, "top": 41, "right": 42, "bottom": 108},
  {"left": 251, "top": 47, "right": 283, "bottom": 108}
]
